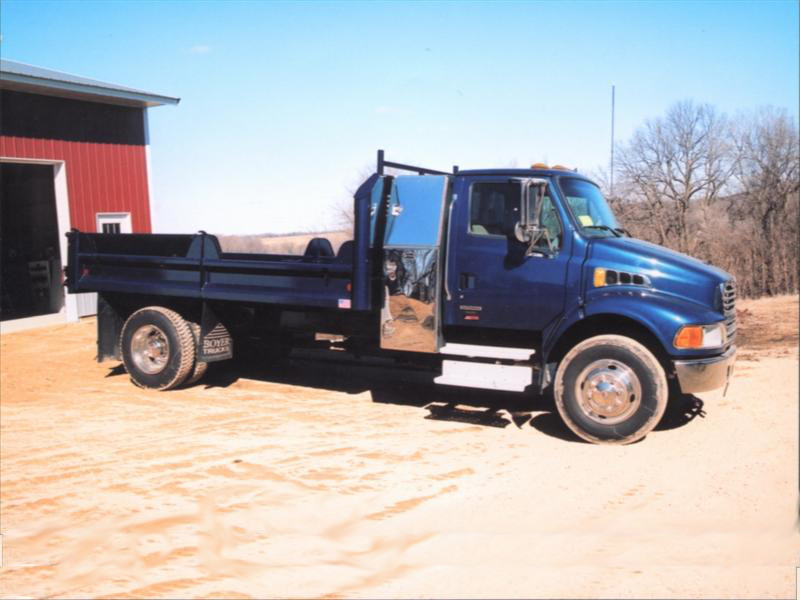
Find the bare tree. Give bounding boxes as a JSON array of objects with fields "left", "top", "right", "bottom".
[
  {"left": 326, "top": 108, "right": 798, "bottom": 300},
  {"left": 611, "top": 101, "right": 799, "bottom": 298},
  {"left": 616, "top": 100, "right": 733, "bottom": 254},
  {"left": 729, "top": 108, "right": 800, "bottom": 295}
]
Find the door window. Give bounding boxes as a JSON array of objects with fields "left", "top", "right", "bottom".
[
  {"left": 470, "top": 183, "right": 562, "bottom": 253},
  {"left": 469, "top": 182, "right": 519, "bottom": 236}
]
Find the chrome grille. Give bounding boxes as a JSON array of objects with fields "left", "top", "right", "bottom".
[{"left": 721, "top": 280, "right": 736, "bottom": 343}]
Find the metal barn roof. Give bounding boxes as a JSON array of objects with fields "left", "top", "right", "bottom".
[{"left": 0, "top": 59, "right": 180, "bottom": 108}]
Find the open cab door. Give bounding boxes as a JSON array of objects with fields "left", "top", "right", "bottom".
[{"left": 379, "top": 175, "right": 450, "bottom": 353}]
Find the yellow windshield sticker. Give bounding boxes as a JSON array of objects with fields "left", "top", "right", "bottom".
[{"left": 579, "top": 215, "right": 594, "bottom": 226}]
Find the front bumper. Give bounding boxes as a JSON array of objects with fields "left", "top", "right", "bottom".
[{"left": 673, "top": 346, "right": 737, "bottom": 394}]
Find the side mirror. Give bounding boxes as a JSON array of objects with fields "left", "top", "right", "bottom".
[
  {"left": 514, "top": 222, "right": 535, "bottom": 244},
  {"left": 510, "top": 180, "right": 548, "bottom": 250}
]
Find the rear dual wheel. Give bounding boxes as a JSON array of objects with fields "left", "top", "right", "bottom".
[
  {"left": 121, "top": 307, "right": 207, "bottom": 390},
  {"left": 554, "top": 335, "right": 668, "bottom": 445},
  {"left": 187, "top": 323, "right": 209, "bottom": 385}
]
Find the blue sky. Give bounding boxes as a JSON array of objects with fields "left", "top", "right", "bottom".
[{"left": 2, "top": 0, "right": 798, "bottom": 234}]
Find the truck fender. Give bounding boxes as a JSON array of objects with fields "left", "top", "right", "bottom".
[{"left": 541, "top": 290, "right": 721, "bottom": 388}]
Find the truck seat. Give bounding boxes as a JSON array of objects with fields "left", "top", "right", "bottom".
[
  {"left": 206, "top": 234, "right": 223, "bottom": 258},
  {"left": 303, "top": 237, "right": 335, "bottom": 258},
  {"left": 335, "top": 240, "right": 354, "bottom": 263},
  {"left": 471, "top": 224, "right": 489, "bottom": 235}
]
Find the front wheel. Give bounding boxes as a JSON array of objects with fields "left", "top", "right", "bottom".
[{"left": 554, "top": 335, "right": 668, "bottom": 445}]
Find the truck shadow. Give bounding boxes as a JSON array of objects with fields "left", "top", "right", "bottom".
[
  {"left": 655, "top": 393, "right": 707, "bottom": 431},
  {"left": 122, "top": 351, "right": 705, "bottom": 444},
  {"left": 197, "top": 353, "right": 587, "bottom": 439}
]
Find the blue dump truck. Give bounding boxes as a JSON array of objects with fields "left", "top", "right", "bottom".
[{"left": 66, "top": 151, "right": 736, "bottom": 444}]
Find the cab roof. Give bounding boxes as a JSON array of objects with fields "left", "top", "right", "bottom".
[{"left": 454, "top": 168, "right": 593, "bottom": 181}]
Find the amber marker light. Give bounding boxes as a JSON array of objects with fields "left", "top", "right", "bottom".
[
  {"left": 674, "top": 323, "right": 727, "bottom": 349},
  {"left": 674, "top": 325, "right": 703, "bottom": 348},
  {"left": 593, "top": 267, "right": 607, "bottom": 287}
]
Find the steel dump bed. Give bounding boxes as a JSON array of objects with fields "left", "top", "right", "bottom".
[{"left": 65, "top": 231, "right": 359, "bottom": 310}]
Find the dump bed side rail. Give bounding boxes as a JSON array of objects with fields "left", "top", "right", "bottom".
[{"left": 66, "top": 230, "right": 356, "bottom": 309}]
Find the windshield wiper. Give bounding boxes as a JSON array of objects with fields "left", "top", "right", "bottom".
[{"left": 582, "top": 224, "right": 622, "bottom": 237}]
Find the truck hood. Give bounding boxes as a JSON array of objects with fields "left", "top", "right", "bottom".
[{"left": 589, "top": 237, "right": 731, "bottom": 310}]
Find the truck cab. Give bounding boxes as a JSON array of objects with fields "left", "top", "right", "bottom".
[{"left": 368, "top": 156, "right": 736, "bottom": 443}]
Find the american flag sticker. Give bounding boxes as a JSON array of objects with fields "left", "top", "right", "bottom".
[{"left": 338, "top": 298, "right": 351, "bottom": 309}]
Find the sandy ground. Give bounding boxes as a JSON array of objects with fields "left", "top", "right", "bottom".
[{"left": 1, "top": 295, "right": 798, "bottom": 599}]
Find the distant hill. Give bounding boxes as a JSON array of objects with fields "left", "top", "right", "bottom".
[{"left": 216, "top": 231, "right": 351, "bottom": 256}]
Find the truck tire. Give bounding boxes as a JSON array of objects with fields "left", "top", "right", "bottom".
[
  {"left": 120, "top": 307, "right": 196, "bottom": 390},
  {"left": 186, "top": 322, "right": 208, "bottom": 386},
  {"left": 554, "top": 334, "right": 668, "bottom": 445},
  {"left": 187, "top": 360, "right": 208, "bottom": 385}
]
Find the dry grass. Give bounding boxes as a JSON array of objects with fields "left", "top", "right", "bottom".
[{"left": 736, "top": 294, "right": 798, "bottom": 359}]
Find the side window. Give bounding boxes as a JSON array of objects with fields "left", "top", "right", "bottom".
[
  {"left": 469, "top": 183, "right": 520, "bottom": 237},
  {"left": 535, "top": 195, "right": 563, "bottom": 252}
]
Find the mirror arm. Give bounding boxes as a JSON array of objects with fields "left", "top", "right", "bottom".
[{"left": 525, "top": 227, "right": 555, "bottom": 257}]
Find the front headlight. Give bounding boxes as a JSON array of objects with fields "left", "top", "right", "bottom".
[{"left": 674, "top": 323, "right": 727, "bottom": 349}]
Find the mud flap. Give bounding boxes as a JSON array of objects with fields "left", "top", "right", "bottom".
[
  {"left": 538, "top": 361, "right": 557, "bottom": 393},
  {"left": 200, "top": 303, "right": 233, "bottom": 362},
  {"left": 97, "top": 294, "right": 123, "bottom": 362}
]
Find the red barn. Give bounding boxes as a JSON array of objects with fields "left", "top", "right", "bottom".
[{"left": 0, "top": 59, "right": 178, "bottom": 331}]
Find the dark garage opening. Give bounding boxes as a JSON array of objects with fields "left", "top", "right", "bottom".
[{"left": 1, "top": 163, "right": 64, "bottom": 321}]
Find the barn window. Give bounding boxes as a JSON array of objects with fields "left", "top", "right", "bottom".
[{"left": 96, "top": 213, "right": 131, "bottom": 234}]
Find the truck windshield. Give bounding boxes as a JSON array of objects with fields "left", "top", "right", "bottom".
[{"left": 559, "top": 178, "right": 620, "bottom": 237}]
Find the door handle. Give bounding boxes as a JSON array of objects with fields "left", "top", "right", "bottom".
[
  {"left": 444, "top": 197, "right": 455, "bottom": 301},
  {"left": 460, "top": 273, "right": 476, "bottom": 289}
]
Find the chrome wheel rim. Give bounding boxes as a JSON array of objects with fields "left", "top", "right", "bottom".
[
  {"left": 574, "top": 359, "right": 642, "bottom": 425},
  {"left": 130, "top": 325, "right": 170, "bottom": 375}
]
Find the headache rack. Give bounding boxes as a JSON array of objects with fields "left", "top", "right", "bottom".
[{"left": 377, "top": 149, "right": 459, "bottom": 176}]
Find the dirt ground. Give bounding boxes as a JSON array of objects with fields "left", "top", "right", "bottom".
[{"left": 1, "top": 295, "right": 798, "bottom": 599}]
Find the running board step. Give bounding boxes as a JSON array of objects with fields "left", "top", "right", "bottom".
[
  {"left": 439, "top": 343, "right": 535, "bottom": 361},
  {"left": 434, "top": 360, "right": 533, "bottom": 392}
]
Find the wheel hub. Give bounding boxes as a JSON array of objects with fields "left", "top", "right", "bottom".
[
  {"left": 575, "top": 359, "right": 642, "bottom": 425},
  {"left": 130, "top": 325, "right": 170, "bottom": 375}
]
